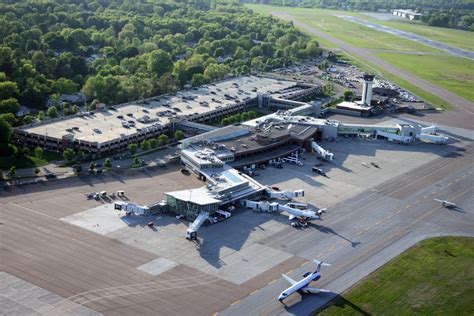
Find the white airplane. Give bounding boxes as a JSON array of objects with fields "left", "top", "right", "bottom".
[
  {"left": 278, "top": 259, "right": 331, "bottom": 303},
  {"left": 434, "top": 199, "right": 457, "bottom": 208},
  {"left": 284, "top": 205, "right": 327, "bottom": 222}
]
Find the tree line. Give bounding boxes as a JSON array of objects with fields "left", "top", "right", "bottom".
[{"left": 0, "top": 0, "right": 321, "bottom": 161}]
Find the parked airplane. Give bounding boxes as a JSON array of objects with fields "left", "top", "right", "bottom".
[
  {"left": 434, "top": 199, "right": 457, "bottom": 209},
  {"left": 282, "top": 204, "right": 327, "bottom": 222},
  {"left": 278, "top": 259, "right": 331, "bottom": 303}
]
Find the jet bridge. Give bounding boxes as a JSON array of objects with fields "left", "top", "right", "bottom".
[
  {"left": 265, "top": 188, "right": 304, "bottom": 199},
  {"left": 186, "top": 211, "right": 209, "bottom": 240},
  {"left": 311, "top": 142, "right": 334, "bottom": 161}
]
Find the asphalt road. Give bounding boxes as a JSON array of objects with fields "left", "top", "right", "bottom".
[
  {"left": 337, "top": 15, "right": 474, "bottom": 60},
  {"left": 220, "top": 144, "right": 474, "bottom": 315},
  {"left": 273, "top": 12, "right": 474, "bottom": 124}
]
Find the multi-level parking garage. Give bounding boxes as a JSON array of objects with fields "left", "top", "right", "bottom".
[{"left": 13, "top": 76, "right": 320, "bottom": 155}]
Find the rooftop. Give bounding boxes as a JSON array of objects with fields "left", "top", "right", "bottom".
[{"left": 19, "top": 76, "right": 301, "bottom": 144}]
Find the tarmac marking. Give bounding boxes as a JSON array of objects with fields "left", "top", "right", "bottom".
[
  {"left": 375, "top": 220, "right": 382, "bottom": 225},
  {"left": 287, "top": 269, "right": 294, "bottom": 274},
  {"left": 406, "top": 205, "right": 411, "bottom": 209},
  {"left": 212, "top": 313, "right": 218, "bottom": 316},
  {"left": 9, "top": 203, "right": 59, "bottom": 221},
  {"left": 249, "top": 290, "right": 259, "bottom": 296},
  {"left": 396, "top": 210, "right": 402, "bottom": 213},
  {"left": 415, "top": 200, "right": 420, "bottom": 204},
  {"left": 300, "top": 261, "right": 309, "bottom": 267},
  {"left": 448, "top": 182, "right": 453, "bottom": 186},
  {"left": 268, "top": 279, "right": 277, "bottom": 285},
  {"left": 363, "top": 227, "right": 371, "bottom": 232},
  {"left": 385, "top": 214, "right": 392, "bottom": 219},
  {"left": 455, "top": 178, "right": 460, "bottom": 182},
  {"left": 329, "top": 245, "right": 337, "bottom": 250},
  {"left": 230, "top": 300, "right": 240, "bottom": 307},
  {"left": 423, "top": 195, "right": 429, "bottom": 199}
]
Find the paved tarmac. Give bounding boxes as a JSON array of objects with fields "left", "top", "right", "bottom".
[
  {"left": 1, "top": 137, "right": 472, "bottom": 315},
  {"left": 337, "top": 15, "right": 474, "bottom": 60},
  {"left": 220, "top": 144, "right": 473, "bottom": 315},
  {"left": 273, "top": 12, "right": 474, "bottom": 122}
]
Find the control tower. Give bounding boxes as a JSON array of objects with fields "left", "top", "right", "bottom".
[{"left": 361, "top": 74, "right": 375, "bottom": 105}]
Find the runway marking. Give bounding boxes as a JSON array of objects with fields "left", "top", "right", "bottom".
[
  {"left": 249, "top": 289, "right": 259, "bottom": 296},
  {"left": 268, "top": 279, "right": 277, "bottom": 285},
  {"left": 230, "top": 300, "right": 240, "bottom": 307},
  {"left": 9, "top": 203, "right": 59, "bottom": 221}
]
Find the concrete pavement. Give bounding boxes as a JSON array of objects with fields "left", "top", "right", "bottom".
[{"left": 220, "top": 145, "right": 473, "bottom": 315}]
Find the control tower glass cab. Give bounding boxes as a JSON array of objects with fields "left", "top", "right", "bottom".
[{"left": 361, "top": 74, "right": 375, "bottom": 105}]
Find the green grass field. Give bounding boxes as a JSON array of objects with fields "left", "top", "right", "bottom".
[
  {"left": 375, "top": 53, "right": 474, "bottom": 103},
  {"left": 247, "top": 5, "right": 440, "bottom": 53},
  {"left": 246, "top": 4, "right": 474, "bottom": 108},
  {"left": 319, "top": 237, "right": 474, "bottom": 315}
]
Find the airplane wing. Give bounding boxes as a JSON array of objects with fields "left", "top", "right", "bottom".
[
  {"left": 288, "top": 215, "right": 296, "bottom": 220},
  {"left": 301, "top": 286, "right": 330, "bottom": 293},
  {"left": 282, "top": 274, "right": 297, "bottom": 285}
]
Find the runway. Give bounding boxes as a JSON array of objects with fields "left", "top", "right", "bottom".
[
  {"left": 220, "top": 145, "right": 473, "bottom": 315},
  {"left": 337, "top": 15, "right": 474, "bottom": 60},
  {"left": 272, "top": 12, "right": 474, "bottom": 124}
]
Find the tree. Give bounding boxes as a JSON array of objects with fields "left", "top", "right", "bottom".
[
  {"left": 0, "top": 98, "right": 20, "bottom": 114},
  {"left": 191, "top": 73, "right": 209, "bottom": 86},
  {"left": 37, "top": 111, "right": 45, "bottom": 121},
  {"left": 133, "top": 157, "right": 140, "bottom": 167},
  {"left": 47, "top": 106, "right": 58, "bottom": 118},
  {"left": 24, "top": 115, "right": 34, "bottom": 124},
  {"left": 88, "top": 162, "right": 95, "bottom": 174},
  {"left": 174, "top": 130, "right": 185, "bottom": 140},
  {"left": 140, "top": 140, "right": 150, "bottom": 151},
  {"left": 221, "top": 117, "right": 231, "bottom": 126},
  {"left": 149, "top": 138, "right": 158, "bottom": 148},
  {"left": 34, "top": 146, "right": 43, "bottom": 159},
  {"left": 71, "top": 105, "right": 79, "bottom": 114},
  {"left": 77, "top": 150, "right": 85, "bottom": 161},
  {"left": 158, "top": 134, "right": 169, "bottom": 146},
  {"left": 343, "top": 90, "right": 354, "bottom": 101},
  {"left": 147, "top": 50, "right": 173, "bottom": 77},
  {"left": 128, "top": 143, "right": 138, "bottom": 155},
  {"left": 104, "top": 158, "right": 112, "bottom": 170},
  {"left": 63, "top": 148, "right": 75, "bottom": 162},
  {"left": 0, "top": 119, "right": 12, "bottom": 144},
  {"left": 8, "top": 166, "right": 16, "bottom": 179},
  {"left": 51, "top": 78, "right": 79, "bottom": 94},
  {"left": 0, "top": 81, "right": 19, "bottom": 100}
]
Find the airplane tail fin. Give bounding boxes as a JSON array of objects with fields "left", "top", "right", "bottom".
[
  {"left": 314, "top": 259, "right": 331, "bottom": 272},
  {"left": 313, "top": 259, "right": 331, "bottom": 267}
]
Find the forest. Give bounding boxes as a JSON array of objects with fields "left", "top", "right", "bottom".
[
  {"left": 248, "top": 0, "right": 474, "bottom": 31},
  {"left": 0, "top": 0, "right": 321, "bottom": 158}
]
